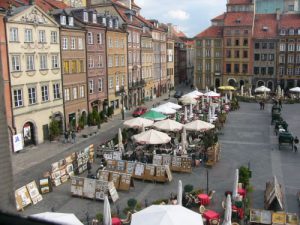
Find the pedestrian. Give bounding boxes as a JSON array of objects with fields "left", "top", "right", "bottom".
[
  {"left": 87, "top": 160, "right": 92, "bottom": 173},
  {"left": 262, "top": 101, "right": 265, "bottom": 110},
  {"left": 294, "top": 136, "right": 299, "bottom": 152},
  {"left": 259, "top": 101, "right": 262, "bottom": 110},
  {"left": 71, "top": 130, "right": 76, "bottom": 143},
  {"left": 64, "top": 131, "right": 69, "bottom": 143},
  {"left": 279, "top": 99, "right": 282, "bottom": 109}
]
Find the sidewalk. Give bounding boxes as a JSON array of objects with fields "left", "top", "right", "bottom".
[{"left": 11, "top": 91, "right": 174, "bottom": 175}]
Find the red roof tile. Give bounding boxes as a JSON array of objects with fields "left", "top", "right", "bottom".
[
  {"left": 212, "top": 13, "right": 225, "bottom": 21},
  {"left": 113, "top": 4, "right": 142, "bottom": 27},
  {"left": 194, "top": 26, "right": 223, "bottom": 38},
  {"left": 279, "top": 14, "right": 300, "bottom": 28},
  {"left": 0, "top": 0, "right": 66, "bottom": 11},
  {"left": 227, "top": 0, "right": 253, "bottom": 5},
  {"left": 253, "top": 14, "right": 278, "bottom": 38},
  {"left": 224, "top": 12, "right": 254, "bottom": 26},
  {"left": 136, "top": 14, "right": 153, "bottom": 27}
]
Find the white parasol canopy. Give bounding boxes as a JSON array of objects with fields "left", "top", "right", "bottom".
[
  {"left": 161, "top": 102, "right": 182, "bottom": 110},
  {"left": 255, "top": 86, "right": 270, "bottom": 93},
  {"left": 185, "top": 120, "right": 215, "bottom": 132},
  {"left": 30, "top": 212, "right": 83, "bottom": 225},
  {"left": 103, "top": 195, "right": 112, "bottom": 225},
  {"left": 222, "top": 194, "right": 232, "bottom": 225},
  {"left": 178, "top": 180, "right": 183, "bottom": 206},
  {"left": 233, "top": 169, "right": 239, "bottom": 201},
  {"left": 184, "top": 106, "right": 188, "bottom": 121},
  {"left": 124, "top": 117, "right": 154, "bottom": 129},
  {"left": 289, "top": 87, "right": 300, "bottom": 93},
  {"left": 118, "top": 128, "right": 124, "bottom": 151},
  {"left": 241, "top": 85, "right": 244, "bottom": 96},
  {"left": 190, "top": 90, "right": 204, "bottom": 97},
  {"left": 131, "top": 205, "right": 204, "bottom": 225},
  {"left": 132, "top": 129, "right": 171, "bottom": 145},
  {"left": 152, "top": 105, "right": 176, "bottom": 115},
  {"left": 153, "top": 119, "right": 183, "bottom": 132},
  {"left": 189, "top": 103, "right": 193, "bottom": 118},
  {"left": 204, "top": 91, "right": 220, "bottom": 98},
  {"left": 179, "top": 95, "right": 197, "bottom": 105}
]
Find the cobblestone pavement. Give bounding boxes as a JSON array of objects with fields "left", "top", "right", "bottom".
[{"left": 10, "top": 99, "right": 300, "bottom": 222}]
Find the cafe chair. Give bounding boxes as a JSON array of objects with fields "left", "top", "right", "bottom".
[
  {"left": 208, "top": 190, "right": 216, "bottom": 202},
  {"left": 121, "top": 211, "right": 132, "bottom": 225},
  {"left": 199, "top": 205, "right": 206, "bottom": 215},
  {"left": 210, "top": 219, "right": 220, "bottom": 225}
]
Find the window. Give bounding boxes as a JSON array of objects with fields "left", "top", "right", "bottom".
[
  {"left": 215, "top": 63, "right": 220, "bottom": 72},
  {"left": 39, "top": 30, "right": 46, "bottom": 43},
  {"left": 234, "top": 64, "right": 239, "bottom": 73},
  {"left": 288, "top": 43, "right": 295, "bottom": 51},
  {"left": 226, "top": 50, "right": 231, "bottom": 58},
  {"left": 116, "top": 75, "right": 119, "bottom": 87},
  {"left": 78, "top": 38, "right": 83, "bottom": 49},
  {"left": 11, "top": 55, "right": 21, "bottom": 71},
  {"left": 109, "top": 77, "right": 113, "bottom": 89},
  {"left": 226, "top": 64, "right": 231, "bottom": 73},
  {"left": 108, "top": 56, "right": 113, "bottom": 67},
  {"left": 115, "top": 55, "right": 119, "bottom": 66},
  {"left": 28, "top": 87, "right": 36, "bottom": 105},
  {"left": 26, "top": 55, "right": 35, "bottom": 71},
  {"left": 63, "top": 61, "right": 69, "bottom": 73},
  {"left": 10, "top": 28, "right": 18, "bottom": 42},
  {"left": 243, "top": 39, "right": 248, "bottom": 46},
  {"left": 280, "top": 29, "right": 286, "bottom": 35},
  {"left": 128, "top": 31, "right": 132, "bottom": 42},
  {"left": 261, "top": 67, "right": 266, "bottom": 75},
  {"left": 268, "top": 67, "right": 274, "bottom": 75},
  {"left": 297, "top": 44, "right": 300, "bottom": 52},
  {"left": 52, "top": 55, "right": 59, "bottom": 69},
  {"left": 254, "top": 67, "right": 259, "bottom": 75},
  {"left": 62, "top": 37, "right": 68, "bottom": 49},
  {"left": 279, "top": 67, "right": 285, "bottom": 75},
  {"left": 14, "top": 89, "right": 23, "bottom": 107},
  {"left": 288, "top": 5, "right": 294, "bottom": 11},
  {"left": 295, "top": 67, "right": 300, "bottom": 75},
  {"left": 41, "top": 85, "right": 49, "bottom": 102},
  {"left": 235, "top": 39, "right": 239, "bottom": 46},
  {"left": 88, "top": 56, "right": 94, "bottom": 68},
  {"left": 115, "top": 39, "right": 119, "bottom": 48},
  {"left": 279, "top": 55, "right": 285, "bottom": 63},
  {"left": 226, "top": 38, "right": 231, "bottom": 46},
  {"left": 269, "top": 43, "right": 275, "bottom": 49},
  {"left": 262, "top": 43, "right": 267, "bottom": 49},
  {"left": 255, "top": 43, "right": 260, "bottom": 49},
  {"left": 205, "top": 49, "right": 211, "bottom": 57},
  {"left": 97, "top": 33, "right": 102, "bottom": 44},
  {"left": 40, "top": 54, "right": 47, "bottom": 70},
  {"left": 254, "top": 54, "right": 260, "bottom": 61},
  {"left": 72, "top": 87, "right": 77, "bottom": 99},
  {"left": 64, "top": 88, "right": 70, "bottom": 101},
  {"left": 88, "top": 32, "right": 93, "bottom": 44},
  {"left": 288, "top": 55, "right": 294, "bottom": 63},
  {"left": 68, "top": 16, "right": 74, "bottom": 26},
  {"left": 215, "top": 51, "right": 221, "bottom": 57},
  {"left": 243, "top": 50, "right": 248, "bottom": 58},
  {"left": 98, "top": 55, "right": 103, "bottom": 68},
  {"left": 108, "top": 38, "right": 113, "bottom": 48},
  {"left": 269, "top": 54, "right": 274, "bottom": 61},
  {"left": 121, "top": 75, "right": 125, "bottom": 86},
  {"left": 71, "top": 37, "right": 76, "bottom": 49},
  {"left": 242, "top": 64, "right": 248, "bottom": 73},
  {"left": 83, "top": 12, "right": 88, "bottom": 22},
  {"left": 121, "top": 55, "right": 125, "bottom": 66},
  {"left": 287, "top": 67, "right": 293, "bottom": 75},
  {"left": 296, "top": 54, "right": 300, "bottom": 63},
  {"left": 89, "top": 80, "right": 94, "bottom": 94},
  {"left": 71, "top": 60, "right": 77, "bottom": 73},
  {"left": 24, "top": 29, "right": 33, "bottom": 42},
  {"left": 51, "top": 31, "right": 58, "bottom": 43},
  {"left": 234, "top": 50, "right": 240, "bottom": 58},
  {"left": 79, "top": 85, "right": 85, "bottom": 98},
  {"left": 261, "top": 54, "right": 267, "bottom": 61},
  {"left": 60, "top": 15, "right": 66, "bottom": 25},
  {"left": 98, "top": 78, "right": 103, "bottom": 92},
  {"left": 53, "top": 83, "right": 60, "bottom": 99},
  {"left": 78, "top": 60, "right": 84, "bottom": 72},
  {"left": 93, "top": 13, "right": 97, "bottom": 23}
]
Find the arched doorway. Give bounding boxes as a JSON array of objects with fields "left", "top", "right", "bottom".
[
  {"left": 23, "top": 122, "right": 35, "bottom": 146},
  {"left": 215, "top": 78, "right": 220, "bottom": 88},
  {"left": 240, "top": 80, "right": 245, "bottom": 88},
  {"left": 267, "top": 81, "right": 273, "bottom": 90},
  {"left": 257, "top": 80, "right": 265, "bottom": 87},
  {"left": 228, "top": 79, "right": 236, "bottom": 87}
]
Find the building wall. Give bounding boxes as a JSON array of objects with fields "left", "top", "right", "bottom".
[
  {"left": 6, "top": 6, "right": 64, "bottom": 145},
  {"left": 142, "top": 35, "right": 154, "bottom": 100},
  {"left": 167, "top": 39, "right": 175, "bottom": 90},
  {"left": 107, "top": 30, "right": 128, "bottom": 115},
  {"left": 255, "top": 0, "right": 285, "bottom": 14},
  {"left": 61, "top": 28, "right": 88, "bottom": 130}
]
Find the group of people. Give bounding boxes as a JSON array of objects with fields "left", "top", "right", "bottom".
[{"left": 64, "top": 130, "right": 76, "bottom": 144}]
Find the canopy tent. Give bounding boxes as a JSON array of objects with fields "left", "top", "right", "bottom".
[
  {"left": 184, "top": 120, "right": 215, "bottom": 132},
  {"left": 222, "top": 194, "right": 232, "bottom": 225},
  {"left": 204, "top": 91, "right": 220, "bottom": 98},
  {"left": 141, "top": 110, "right": 167, "bottom": 121},
  {"left": 255, "top": 86, "right": 270, "bottom": 93},
  {"left": 152, "top": 105, "right": 177, "bottom": 115},
  {"left": 218, "top": 86, "right": 236, "bottom": 91},
  {"left": 131, "top": 205, "right": 204, "bottom": 225},
  {"left": 179, "top": 95, "right": 197, "bottom": 105},
  {"left": 132, "top": 129, "right": 171, "bottom": 145},
  {"left": 124, "top": 117, "right": 154, "bottom": 129},
  {"left": 289, "top": 87, "right": 300, "bottom": 93},
  {"left": 153, "top": 119, "right": 183, "bottom": 132},
  {"left": 233, "top": 169, "right": 239, "bottom": 201},
  {"left": 161, "top": 102, "right": 182, "bottom": 110},
  {"left": 103, "top": 195, "right": 112, "bottom": 225},
  {"left": 189, "top": 90, "right": 204, "bottom": 96},
  {"left": 30, "top": 212, "right": 83, "bottom": 225}
]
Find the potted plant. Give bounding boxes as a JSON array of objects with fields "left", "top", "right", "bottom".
[{"left": 49, "top": 119, "right": 61, "bottom": 141}]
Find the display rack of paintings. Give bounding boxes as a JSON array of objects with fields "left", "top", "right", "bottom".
[
  {"left": 152, "top": 155, "right": 163, "bottom": 165},
  {"left": 98, "top": 170, "right": 110, "bottom": 181},
  {"left": 144, "top": 164, "right": 156, "bottom": 181},
  {"left": 116, "top": 160, "right": 126, "bottom": 172},
  {"left": 162, "top": 155, "right": 172, "bottom": 166},
  {"left": 110, "top": 172, "right": 121, "bottom": 189},
  {"left": 39, "top": 177, "right": 52, "bottom": 194},
  {"left": 106, "top": 159, "right": 117, "bottom": 171},
  {"left": 126, "top": 161, "right": 136, "bottom": 175},
  {"left": 83, "top": 178, "right": 96, "bottom": 199},
  {"left": 103, "top": 151, "right": 122, "bottom": 161},
  {"left": 155, "top": 165, "right": 167, "bottom": 182},
  {"left": 95, "top": 180, "right": 109, "bottom": 200},
  {"left": 108, "top": 181, "right": 119, "bottom": 203},
  {"left": 96, "top": 170, "right": 134, "bottom": 191},
  {"left": 119, "top": 173, "right": 134, "bottom": 191},
  {"left": 133, "top": 163, "right": 145, "bottom": 179},
  {"left": 170, "top": 156, "right": 192, "bottom": 173},
  {"left": 71, "top": 177, "right": 84, "bottom": 197},
  {"left": 26, "top": 181, "right": 43, "bottom": 205},
  {"left": 15, "top": 186, "right": 32, "bottom": 211}
]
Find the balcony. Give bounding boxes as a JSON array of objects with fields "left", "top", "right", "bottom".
[
  {"left": 128, "top": 79, "right": 146, "bottom": 90},
  {"left": 115, "top": 85, "right": 126, "bottom": 96}
]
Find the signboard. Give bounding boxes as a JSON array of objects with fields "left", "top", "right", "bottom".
[{"left": 13, "top": 134, "right": 23, "bottom": 152}]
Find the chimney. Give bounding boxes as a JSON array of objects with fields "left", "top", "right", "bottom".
[{"left": 276, "top": 8, "right": 281, "bottom": 20}]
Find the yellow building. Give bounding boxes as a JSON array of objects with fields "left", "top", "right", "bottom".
[
  {"left": 106, "top": 19, "right": 128, "bottom": 115},
  {"left": 167, "top": 38, "right": 175, "bottom": 90},
  {"left": 6, "top": 5, "right": 64, "bottom": 146}
]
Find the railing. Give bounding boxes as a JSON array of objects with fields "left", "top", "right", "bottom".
[{"left": 128, "top": 79, "right": 146, "bottom": 89}]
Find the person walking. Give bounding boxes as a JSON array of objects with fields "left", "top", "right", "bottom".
[
  {"left": 294, "top": 136, "right": 299, "bottom": 152},
  {"left": 259, "top": 101, "right": 262, "bottom": 110},
  {"left": 279, "top": 99, "right": 282, "bottom": 109},
  {"left": 71, "top": 130, "right": 76, "bottom": 144},
  {"left": 64, "top": 131, "right": 69, "bottom": 143}
]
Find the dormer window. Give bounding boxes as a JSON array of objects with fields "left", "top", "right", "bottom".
[
  {"left": 93, "top": 13, "right": 97, "bottom": 24},
  {"left": 262, "top": 26, "right": 268, "bottom": 32},
  {"left": 68, "top": 17, "right": 74, "bottom": 26},
  {"left": 83, "top": 11, "right": 88, "bottom": 22},
  {"left": 114, "top": 19, "right": 119, "bottom": 29},
  {"left": 108, "top": 19, "right": 113, "bottom": 28},
  {"left": 60, "top": 15, "right": 66, "bottom": 25},
  {"left": 280, "top": 29, "right": 286, "bottom": 35},
  {"left": 235, "top": 19, "right": 241, "bottom": 24},
  {"left": 102, "top": 17, "right": 107, "bottom": 26},
  {"left": 289, "top": 29, "right": 295, "bottom": 35}
]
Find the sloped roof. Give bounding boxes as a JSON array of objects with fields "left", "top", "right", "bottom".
[
  {"left": 279, "top": 14, "right": 300, "bottom": 28},
  {"left": 253, "top": 14, "right": 278, "bottom": 38},
  {"left": 113, "top": 3, "right": 142, "bottom": 27},
  {"left": 0, "top": 0, "right": 67, "bottom": 12},
  {"left": 194, "top": 26, "right": 223, "bottom": 38},
  {"left": 212, "top": 13, "right": 225, "bottom": 21},
  {"left": 227, "top": 0, "right": 253, "bottom": 5},
  {"left": 224, "top": 12, "right": 254, "bottom": 26}
]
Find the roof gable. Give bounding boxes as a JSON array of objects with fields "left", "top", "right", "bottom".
[
  {"left": 253, "top": 14, "right": 278, "bottom": 38},
  {"left": 194, "top": 26, "right": 223, "bottom": 38},
  {"left": 224, "top": 12, "right": 254, "bottom": 26}
]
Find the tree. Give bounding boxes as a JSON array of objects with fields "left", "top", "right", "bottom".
[{"left": 49, "top": 119, "right": 61, "bottom": 141}]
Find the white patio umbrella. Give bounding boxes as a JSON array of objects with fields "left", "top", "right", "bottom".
[
  {"left": 189, "top": 103, "right": 194, "bottom": 119},
  {"left": 241, "top": 85, "right": 244, "bottom": 96},
  {"left": 180, "top": 95, "right": 197, "bottom": 105},
  {"left": 178, "top": 180, "right": 183, "bottom": 206},
  {"left": 153, "top": 119, "right": 183, "bottom": 132},
  {"left": 181, "top": 127, "right": 187, "bottom": 155},
  {"left": 204, "top": 91, "right": 221, "bottom": 98},
  {"left": 152, "top": 105, "right": 176, "bottom": 115},
  {"left": 185, "top": 120, "right": 215, "bottom": 132},
  {"left": 214, "top": 87, "right": 217, "bottom": 93},
  {"left": 131, "top": 205, "right": 204, "bottom": 225},
  {"left": 118, "top": 128, "right": 124, "bottom": 151},
  {"left": 249, "top": 87, "right": 252, "bottom": 97},
  {"left": 162, "top": 102, "right": 182, "bottom": 110},
  {"left": 206, "top": 86, "right": 209, "bottom": 93},
  {"left": 229, "top": 91, "right": 232, "bottom": 100},
  {"left": 184, "top": 92, "right": 201, "bottom": 99},
  {"left": 141, "top": 123, "right": 145, "bottom": 133},
  {"left": 201, "top": 96, "right": 205, "bottom": 109},
  {"left": 225, "top": 93, "right": 228, "bottom": 104},
  {"left": 233, "top": 169, "right": 239, "bottom": 201},
  {"left": 208, "top": 107, "right": 212, "bottom": 123},
  {"left": 255, "top": 86, "right": 270, "bottom": 93},
  {"left": 30, "top": 212, "right": 83, "bottom": 225},
  {"left": 289, "top": 87, "right": 300, "bottom": 92},
  {"left": 124, "top": 117, "right": 154, "bottom": 129},
  {"left": 189, "top": 90, "right": 204, "bottom": 97},
  {"left": 184, "top": 106, "right": 188, "bottom": 121},
  {"left": 277, "top": 85, "right": 281, "bottom": 98},
  {"left": 103, "top": 195, "right": 112, "bottom": 225},
  {"left": 222, "top": 194, "right": 232, "bottom": 225},
  {"left": 132, "top": 129, "right": 171, "bottom": 145},
  {"left": 281, "top": 89, "right": 284, "bottom": 97}
]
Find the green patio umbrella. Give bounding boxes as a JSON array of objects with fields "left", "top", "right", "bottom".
[{"left": 141, "top": 110, "right": 167, "bottom": 121}]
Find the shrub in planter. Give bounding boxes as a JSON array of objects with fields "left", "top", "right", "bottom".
[
  {"left": 78, "top": 115, "right": 85, "bottom": 130},
  {"left": 184, "top": 184, "right": 194, "bottom": 193},
  {"left": 239, "top": 166, "right": 251, "bottom": 187},
  {"left": 49, "top": 119, "right": 61, "bottom": 141}
]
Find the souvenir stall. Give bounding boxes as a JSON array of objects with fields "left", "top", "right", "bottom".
[{"left": 250, "top": 209, "right": 299, "bottom": 225}]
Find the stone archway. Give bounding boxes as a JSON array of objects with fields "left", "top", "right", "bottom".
[
  {"left": 240, "top": 80, "right": 245, "bottom": 88},
  {"left": 23, "top": 121, "right": 36, "bottom": 146},
  {"left": 228, "top": 78, "right": 236, "bottom": 87},
  {"left": 215, "top": 78, "right": 220, "bottom": 88},
  {"left": 267, "top": 81, "right": 273, "bottom": 90},
  {"left": 257, "top": 80, "right": 265, "bottom": 87}
]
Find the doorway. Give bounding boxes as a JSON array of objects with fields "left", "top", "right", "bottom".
[{"left": 23, "top": 122, "right": 35, "bottom": 146}]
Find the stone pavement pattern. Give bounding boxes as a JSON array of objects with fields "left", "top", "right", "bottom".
[{"left": 10, "top": 101, "right": 300, "bottom": 222}]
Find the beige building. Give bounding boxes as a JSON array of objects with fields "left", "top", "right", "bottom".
[
  {"left": 6, "top": 5, "right": 64, "bottom": 146},
  {"left": 167, "top": 38, "right": 175, "bottom": 90}
]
